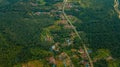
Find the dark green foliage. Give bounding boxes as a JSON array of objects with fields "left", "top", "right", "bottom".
[
  {"left": 45, "top": 0, "right": 63, "bottom": 5},
  {"left": 94, "top": 59, "right": 108, "bottom": 67},
  {"left": 51, "top": 28, "right": 72, "bottom": 43},
  {"left": 0, "top": 1, "right": 55, "bottom": 66}
]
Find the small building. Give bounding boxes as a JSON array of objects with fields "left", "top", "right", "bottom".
[
  {"left": 106, "top": 56, "right": 113, "bottom": 61},
  {"left": 64, "top": 25, "right": 73, "bottom": 29},
  {"left": 58, "top": 20, "right": 67, "bottom": 25},
  {"left": 78, "top": 48, "right": 84, "bottom": 54},
  {"left": 45, "top": 35, "right": 53, "bottom": 42},
  {"left": 51, "top": 43, "right": 60, "bottom": 52},
  {"left": 71, "top": 49, "right": 77, "bottom": 52},
  {"left": 84, "top": 62, "right": 90, "bottom": 67},
  {"left": 34, "top": 12, "right": 41, "bottom": 15},
  {"left": 49, "top": 56, "right": 56, "bottom": 65}
]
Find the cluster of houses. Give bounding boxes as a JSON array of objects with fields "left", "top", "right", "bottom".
[{"left": 71, "top": 47, "right": 92, "bottom": 67}]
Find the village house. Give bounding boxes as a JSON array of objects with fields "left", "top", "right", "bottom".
[
  {"left": 58, "top": 20, "right": 68, "bottom": 25},
  {"left": 64, "top": 24, "right": 74, "bottom": 29},
  {"left": 45, "top": 35, "right": 53, "bottom": 42},
  {"left": 78, "top": 48, "right": 85, "bottom": 54},
  {"left": 65, "top": 3, "right": 73, "bottom": 8},
  {"left": 59, "top": 14, "right": 65, "bottom": 20},
  {"left": 33, "top": 12, "right": 50, "bottom": 16},
  {"left": 106, "top": 56, "right": 113, "bottom": 61},
  {"left": 34, "top": 12, "right": 41, "bottom": 15}
]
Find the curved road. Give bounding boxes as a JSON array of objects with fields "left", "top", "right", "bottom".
[{"left": 62, "top": 0, "right": 94, "bottom": 67}]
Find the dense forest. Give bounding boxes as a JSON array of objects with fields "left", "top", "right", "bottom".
[{"left": 0, "top": 0, "right": 120, "bottom": 67}]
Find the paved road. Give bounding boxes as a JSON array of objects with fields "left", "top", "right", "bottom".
[{"left": 62, "top": 0, "right": 94, "bottom": 67}]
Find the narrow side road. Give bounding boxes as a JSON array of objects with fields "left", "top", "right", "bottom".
[{"left": 114, "top": 0, "right": 120, "bottom": 19}]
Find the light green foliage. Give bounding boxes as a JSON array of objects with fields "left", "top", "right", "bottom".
[
  {"left": 37, "top": 0, "right": 46, "bottom": 5},
  {"left": 40, "top": 28, "right": 50, "bottom": 40},
  {"left": 14, "top": 64, "right": 22, "bottom": 67},
  {"left": 94, "top": 49, "right": 110, "bottom": 60}
]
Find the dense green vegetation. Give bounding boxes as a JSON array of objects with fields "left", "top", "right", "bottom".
[
  {"left": 0, "top": 0, "right": 120, "bottom": 67},
  {"left": 0, "top": 1, "right": 55, "bottom": 66}
]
